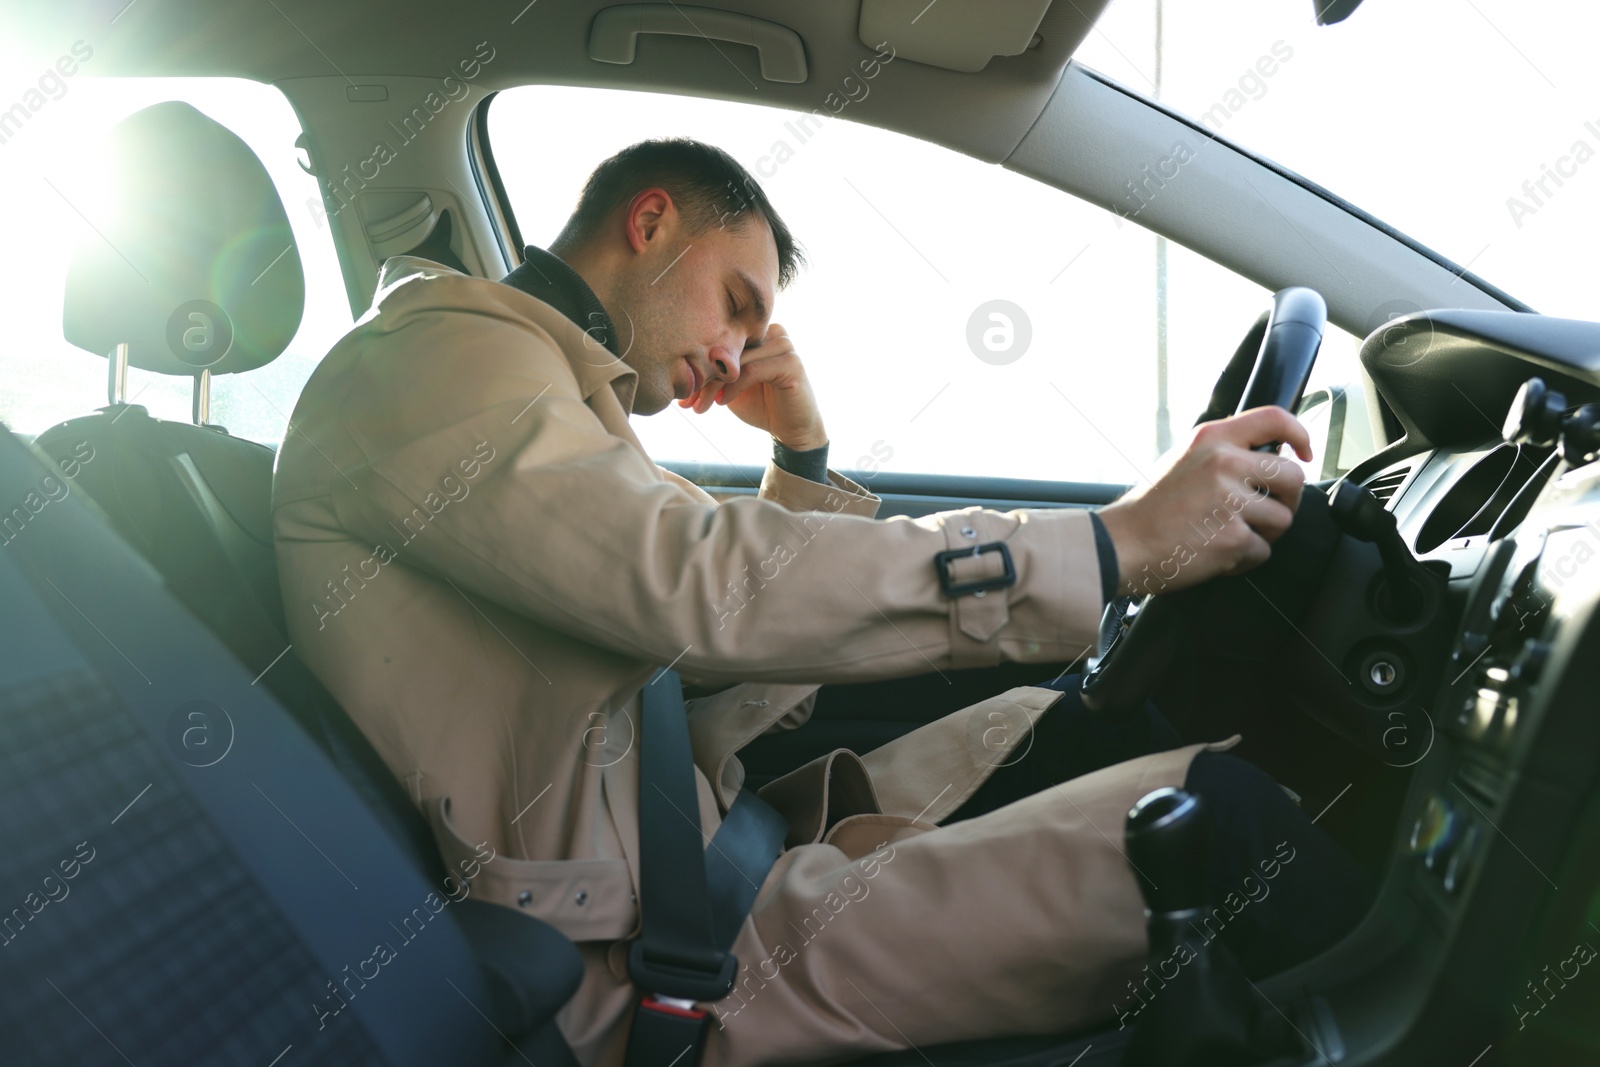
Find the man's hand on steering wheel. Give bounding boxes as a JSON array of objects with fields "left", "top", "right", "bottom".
[{"left": 1096, "top": 406, "right": 1314, "bottom": 597}]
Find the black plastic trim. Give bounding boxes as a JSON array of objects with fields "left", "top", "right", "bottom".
[
  {"left": 658, "top": 461, "right": 1130, "bottom": 506},
  {"left": 1071, "top": 64, "right": 1535, "bottom": 315},
  {"left": 471, "top": 91, "right": 525, "bottom": 266}
]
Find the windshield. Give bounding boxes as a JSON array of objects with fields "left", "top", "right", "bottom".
[{"left": 1074, "top": 0, "right": 1598, "bottom": 319}]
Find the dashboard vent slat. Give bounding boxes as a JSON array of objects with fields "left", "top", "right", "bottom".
[{"left": 1364, "top": 464, "right": 1414, "bottom": 504}]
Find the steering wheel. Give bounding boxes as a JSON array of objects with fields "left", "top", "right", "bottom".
[{"left": 1078, "top": 287, "right": 1328, "bottom": 713}]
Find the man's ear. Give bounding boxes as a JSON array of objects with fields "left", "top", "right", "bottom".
[{"left": 624, "top": 187, "right": 675, "bottom": 255}]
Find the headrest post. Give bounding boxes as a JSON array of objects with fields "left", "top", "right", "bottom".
[
  {"left": 107, "top": 342, "right": 129, "bottom": 406},
  {"left": 192, "top": 368, "right": 211, "bottom": 426}
]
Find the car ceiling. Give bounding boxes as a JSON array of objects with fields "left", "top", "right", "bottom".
[
  {"left": 11, "top": 1, "right": 1523, "bottom": 343},
  {"left": 11, "top": 0, "right": 1111, "bottom": 163}
]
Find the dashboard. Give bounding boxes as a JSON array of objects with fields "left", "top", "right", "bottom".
[
  {"left": 1291, "top": 309, "right": 1600, "bottom": 1064},
  {"left": 1393, "top": 445, "right": 1599, "bottom": 900}
]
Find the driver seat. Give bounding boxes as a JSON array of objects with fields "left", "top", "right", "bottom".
[
  {"left": 32, "top": 101, "right": 444, "bottom": 868},
  {"left": 35, "top": 98, "right": 301, "bottom": 679}
]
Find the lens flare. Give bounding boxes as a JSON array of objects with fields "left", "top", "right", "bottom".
[{"left": 1408, "top": 793, "right": 1457, "bottom": 861}]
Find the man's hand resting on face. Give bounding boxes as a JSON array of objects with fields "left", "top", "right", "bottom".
[
  {"left": 680, "top": 322, "right": 828, "bottom": 452},
  {"left": 1096, "top": 406, "right": 1313, "bottom": 597}
]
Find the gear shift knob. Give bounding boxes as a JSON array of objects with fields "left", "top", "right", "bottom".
[
  {"left": 1121, "top": 787, "right": 1300, "bottom": 1066},
  {"left": 1126, "top": 788, "right": 1211, "bottom": 915}
]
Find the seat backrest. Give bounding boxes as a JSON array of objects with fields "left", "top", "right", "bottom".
[
  {"left": 35, "top": 406, "right": 286, "bottom": 661},
  {"left": 11, "top": 101, "right": 587, "bottom": 1066},
  {"left": 35, "top": 100, "right": 450, "bottom": 880},
  {"left": 0, "top": 427, "right": 519, "bottom": 1065},
  {"left": 44, "top": 97, "right": 304, "bottom": 674}
]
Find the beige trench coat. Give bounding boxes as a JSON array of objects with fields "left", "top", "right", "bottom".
[{"left": 273, "top": 256, "right": 1230, "bottom": 1067}]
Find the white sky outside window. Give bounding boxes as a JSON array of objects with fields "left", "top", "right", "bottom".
[
  {"left": 491, "top": 87, "right": 1368, "bottom": 485},
  {"left": 1076, "top": 0, "right": 1600, "bottom": 321}
]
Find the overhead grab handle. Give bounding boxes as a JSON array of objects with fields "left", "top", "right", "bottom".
[{"left": 588, "top": 4, "right": 808, "bottom": 84}]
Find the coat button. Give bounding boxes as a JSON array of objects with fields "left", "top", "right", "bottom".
[
  {"left": 575, "top": 889, "right": 589, "bottom": 906},
  {"left": 517, "top": 891, "right": 532, "bottom": 907}
]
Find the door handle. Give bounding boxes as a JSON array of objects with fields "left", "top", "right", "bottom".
[{"left": 588, "top": 4, "right": 808, "bottom": 84}]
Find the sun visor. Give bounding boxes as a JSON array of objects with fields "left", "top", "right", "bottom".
[
  {"left": 62, "top": 101, "right": 304, "bottom": 377},
  {"left": 859, "top": 0, "right": 1056, "bottom": 73}
]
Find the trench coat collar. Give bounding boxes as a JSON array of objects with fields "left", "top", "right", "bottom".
[
  {"left": 500, "top": 245, "right": 621, "bottom": 358},
  {"left": 374, "top": 249, "right": 638, "bottom": 416},
  {"left": 499, "top": 245, "right": 639, "bottom": 414}
]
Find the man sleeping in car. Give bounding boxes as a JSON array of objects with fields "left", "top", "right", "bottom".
[{"left": 272, "top": 136, "right": 1371, "bottom": 1067}]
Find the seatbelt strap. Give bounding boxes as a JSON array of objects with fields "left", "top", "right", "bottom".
[
  {"left": 624, "top": 667, "right": 788, "bottom": 1067},
  {"left": 705, "top": 787, "right": 787, "bottom": 951},
  {"left": 627, "top": 667, "right": 731, "bottom": 995}
]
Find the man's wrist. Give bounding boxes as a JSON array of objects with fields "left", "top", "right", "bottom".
[
  {"left": 772, "top": 427, "right": 828, "bottom": 452},
  {"left": 1087, "top": 510, "right": 1120, "bottom": 607},
  {"left": 1092, "top": 500, "right": 1146, "bottom": 599},
  {"left": 772, "top": 436, "right": 830, "bottom": 484}
]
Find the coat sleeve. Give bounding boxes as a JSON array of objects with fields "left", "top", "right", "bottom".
[{"left": 324, "top": 305, "right": 1107, "bottom": 685}]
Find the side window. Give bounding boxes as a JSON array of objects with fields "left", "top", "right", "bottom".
[
  {"left": 488, "top": 85, "right": 1373, "bottom": 484},
  {"left": 0, "top": 74, "right": 351, "bottom": 445}
]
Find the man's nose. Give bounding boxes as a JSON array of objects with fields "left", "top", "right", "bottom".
[{"left": 709, "top": 343, "right": 741, "bottom": 383}]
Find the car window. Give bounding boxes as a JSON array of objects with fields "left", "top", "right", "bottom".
[
  {"left": 0, "top": 75, "right": 351, "bottom": 446},
  {"left": 488, "top": 85, "right": 1372, "bottom": 485},
  {"left": 1076, "top": 0, "right": 1600, "bottom": 320}
]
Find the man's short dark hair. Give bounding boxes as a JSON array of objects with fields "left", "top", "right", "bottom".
[{"left": 551, "top": 137, "right": 804, "bottom": 288}]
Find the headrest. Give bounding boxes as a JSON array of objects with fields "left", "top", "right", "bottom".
[{"left": 62, "top": 101, "right": 304, "bottom": 376}]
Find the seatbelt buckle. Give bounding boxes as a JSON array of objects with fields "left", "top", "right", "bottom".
[
  {"left": 626, "top": 938, "right": 739, "bottom": 1002},
  {"left": 639, "top": 994, "right": 705, "bottom": 1019},
  {"left": 933, "top": 541, "right": 1016, "bottom": 597},
  {"left": 626, "top": 994, "right": 713, "bottom": 1067}
]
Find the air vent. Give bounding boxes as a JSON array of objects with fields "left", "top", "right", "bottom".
[
  {"left": 1363, "top": 463, "right": 1414, "bottom": 505},
  {"left": 1414, "top": 443, "right": 1552, "bottom": 554}
]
